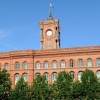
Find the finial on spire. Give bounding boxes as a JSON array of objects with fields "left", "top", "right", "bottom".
[{"left": 48, "top": 2, "right": 53, "bottom": 20}]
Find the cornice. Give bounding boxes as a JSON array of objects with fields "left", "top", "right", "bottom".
[
  {"left": 34, "top": 46, "right": 100, "bottom": 56},
  {"left": 0, "top": 50, "right": 34, "bottom": 59},
  {"left": 0, "top": 46, "right": 100, "bottom": 59}
]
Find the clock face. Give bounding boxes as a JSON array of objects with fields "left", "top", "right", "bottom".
[{"left": 46, "top": 30, "right": 52, "bottom": 36}]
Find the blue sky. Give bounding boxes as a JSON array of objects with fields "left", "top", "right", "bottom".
[{"left": 0, "top": 0, "right": 100, "bottom": 52}]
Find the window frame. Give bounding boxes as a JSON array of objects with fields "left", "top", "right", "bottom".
[
  {"left": 23, "top": 61, "right": 28, "bottom": 69},
  {"left": 70, "top": 59, "right": 74, "bottom": 67},
  {"left": 96, "top": 58, "right": 100, "bottom": 67},
  {"left": 87, "top": 58, "right": 92, "bottom": 67},
  {"left": 52, "top": 60, "right": 57, "bottom": 68},
  {"left": 61, "top": 60, "right": 66, "bottom": 68},
  {"left": 44, "top": 61, "right": 49, "bottom": 69},
  {"left": 78, "top": 59, "right": 83, "bottom": 67},
  {"left": 15, "top": 62, "right": 20, "bottom": 70},
  {"left": 36, "top": 61, "right": 40, "bottom": 69}
]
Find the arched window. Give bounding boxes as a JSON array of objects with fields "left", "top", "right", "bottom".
[
  {"left": 15, "top": 62, "right": 20, "bottom": 69},
  {"left": 96, "top": 58, "right": 100, "bottom": 67},
  {"left": 61, "top": 60, "right": 66, "bottom": 68},
  {"left": 78, "top": 59, "right": 83, "bottom": 67},
  {"left": 23, "top": 61, "right": 28, "bottom": 69},
  {"left": 87, "top": 58, "right": 92, "bottom": 67},
  {"left": 35, "top": 73, "right": 40, "bottom": 78},
  {"left": 52, "top": 72, "right": 57, "bottom": 81},
  {"left": 44, "top": 61, "right": 48, "bottom": 69},
  {"left": 0, "top": 63, "right": 1, "bottom": 70},
  {"left": 23, "top": 73, "right": 28, "bottom": 81},
  {"left": 5, "top": 63, "right": 9, "bottom": 70},
  {"left": 70, "top": 71, "right": 75, "bottom": 80},
  {"left": 78, "top": 71, "right": 83, "bottom": 81},
  {"left": 70, "top": 59, "right": 74, "bottom": 67},
  {"left": 15, "top": 73, "right": 20, "bottom": 85},
  {"left": 52, "top": 60, "right": 57, "bottom": 68},
  {"left": 44, "top": 72, "right": 49, "bottom": 80},
  {"left": 36, "top": 61, "right": 40, "bottom": 69},
  {"left": 96, "top": 71, "right": 100, "bottom": 80}
]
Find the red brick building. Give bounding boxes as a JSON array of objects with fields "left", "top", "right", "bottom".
[{"left": 0, "top": 12, "right": 100, "bottom": 88}]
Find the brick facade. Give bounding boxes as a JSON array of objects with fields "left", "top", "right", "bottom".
[{"left": 0, "top": 18, "right": 100, "bottom": 88}]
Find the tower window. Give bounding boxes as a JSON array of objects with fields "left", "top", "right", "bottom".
[{"left": 56, "top": 27, "right": 57, "bottom": 30}]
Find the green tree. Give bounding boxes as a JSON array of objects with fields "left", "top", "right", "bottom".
[
  {"left": 81, "top": 69, "right": 100, "bottom": 100},
  {"left": 31, "top": 75, "right": 50, "bottom": 100},
  {"left": 11, "top": 77, "right": 31, "bottom": 100},
  {"left": 70, "top": 81, "right": 83, "bottom": 100},
  {"left": 0, "top": 69, "right": 11, "bottom": 100},
  {"left": 52, "top": 71, "right": 73, "bottom": 100}
]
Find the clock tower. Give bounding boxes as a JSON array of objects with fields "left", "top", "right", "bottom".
[{"left": 40, "top": 4, "right": 60, "bottom": 50}]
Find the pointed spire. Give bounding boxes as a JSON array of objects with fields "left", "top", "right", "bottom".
[{"left": 48, "top": 3, "right": 53, "bottom": 20}]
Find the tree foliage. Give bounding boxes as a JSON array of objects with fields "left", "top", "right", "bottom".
[
  {"left": 52, "top": 71, "right": 73, "bottom": 100},
  {"left": 31, "top": 75, "right": 51, "bottom": 100},
  {"left": 0, "top": 69, "right": 11, "bottom": 100},
  {"left": 0, "top": 69, "right": 100, "bottom": 100},
  {"left": 80, "top": 69, "right": 100, "bottom": 100},
  {"left": 10, "top": 77, "right": 31, "bottom": 100}
]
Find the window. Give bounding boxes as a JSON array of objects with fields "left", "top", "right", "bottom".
[
  {"left": 96, "top": 58, "right": 100, "bottom": 67},
  {"left": 61, "top": 60, "right": 66, "bottom": 68},
  {"left": 36, "top": 62, "right": 40, "bottom": 69},
  {"left": 5, "top": 63, "right": 9, "bottom": 70},
  {"left": 87, "top": 58, "right": 92, "bottom": 67},
  {"left": 23, "top": 61, "right": 28, "bottom": 69},
  {"left": 35, "top": 73, "right": 40, "bottom": 78},
  {"left": 70, "top": 71, "right": 75, "bottom": 80},
  {"left": 44, "top": 61, "right": 48, "bottom": 69},
  {"left": 44, "top": 73, "right": 49, "bottom": 80},
  {"left": 15, "top": 62, "right": 20, "bottom": 69},
  {"left": 96, "top": 71, "right": 100, "bottom": 79},
  {"left": 23, "top": 73, "right": 28, "bottom": 81},
  {"left": 70, "top": 59, "right": 74, "bottom": 67},
  {"left": 52, "top": 60, "right": 57, "bottom": 68},
  {"left": 78, "top": 71, "right": 83, "bottom": 81},
  {"left": 78, "top": 59, "right": 83, "bottom": 67},
  {"left": 52, "top": 72, "right": 57, "bottom": 81},
  {"left": 15, "top": 74, "right": 20, "bottom": 85}
]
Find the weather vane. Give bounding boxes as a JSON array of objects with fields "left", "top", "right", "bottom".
[
  {"left": 50, "top": 2, "right": 53, "bottom": 11},
  {"left": 48, "top": 2, "right": 53, "bottom": 20}
]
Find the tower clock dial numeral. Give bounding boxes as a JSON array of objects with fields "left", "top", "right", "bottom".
[{"left": 46, "top": 30, "right": 52, "bottom": 36}]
